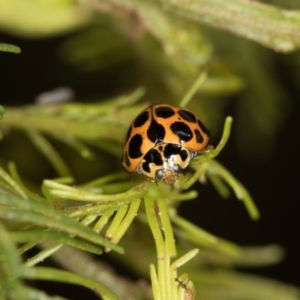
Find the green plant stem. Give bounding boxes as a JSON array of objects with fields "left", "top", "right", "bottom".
[
  {"left": 24, "top": 215, "right": 100, "bottom": 267},
  {"left": 18, "top": 241, "right": 39, "bottom": 255},
  {"left": 0, "top": 192, "right": 123, "bottom": 253},
  {"left": 0, "top": 165, "right": 27, "bottom": 199},
  {"left": 68, "top": 203, "right": 116, "bottom": 218},
  {"left": 208, "top": 159, "right": 260, "bottom": 220},
  {"left": 183, "top": 116, "right": 233, "bottom": 190},
  {"left": 157, "top": 247, "right": 171, "bottom": 300},
  {"left": 150, "top": 264, "right": 159, "bottom": 300},
  {"left": 51, "top": 134, "right": 95, "bottom": 159},
  {"left": 144, "top": 196, "right": 165, "bottom": 258},
  {"left": 171, "top": 248, "right": 199, "bottom": 270},
  {"left": 8, "top": 162, "right": 47, "bottom": 203},
  {"left": 0, "top": 222, "right": 26, "bottom": 300},
  {"left": 27, "top": 131, "right": 71, "bottom": 177},
  {"left": 179, "top": 72, "right": 207, "bottom": 107},
  {"left": 172, "top": 215, "right": 241, "bottom": 257},
  {"left": 12, "top": 231, "right": 103, "bottom": 255},
  {"left": 93, "top": 207, "right": 116, "bottom": 233},
  {"left": 110, "top": 198, "right": 141, "bottom": 244},
  {"left": 44, "top": 179, "right": 146, "bottom": 202},
  {"left": 20, "top": 267, "right": 118, "bottom": 300},
  {"left": 106, "top": 204, "right": 129, "bottom": 239},
  {"left": 157, "top": 198, "right": 176, "bottom": 257},
  {"left": 24, "top": 244, "right": 63, "bottom": 267},
  {"left": 209, "top": 116, "right": 233, "bottom": 158}
]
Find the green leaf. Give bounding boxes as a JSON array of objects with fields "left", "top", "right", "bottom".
[
  {"left": 159, "top": 0, "right": 300, "bottom": 53},
  {"left": 12, "top": 230, "right": 103, "bottom": 255},
  {"left": 0, "top": 43, "right": 21, "bottom": 53},
  {"left": 0, "top": 221, "right": 27, "bottom": 300},
  {"left": 0, "top": 0, "right": 89, "bottom": 38},
  {"left": 0, "top": 191, "right": 123, "bottom": 254}
]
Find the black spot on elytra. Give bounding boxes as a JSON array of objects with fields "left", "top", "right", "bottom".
[
  {"left": 163, "top": 144, "right": 189, "bottom": 162},
  {"left": 163, "top": 144, "right": 181, "bottom": 158},
  {"left": 142, "top": 148, "right": 163, "bottom": 173},
  {"left": 170, "top": 122, "right": 193, "bottom": 142},
  {"left": 155, "top": 106, "right": 175, "bottom": 118},
  {"left": 128, "top": 134, "right": 143, "bottom": 159},
  {"left": 197, "top": 120, "right": 210, "bottom": 135},
  {"left": 134, "top": 111, "right": 149, "bottom": 127},
  {"left": 178, "top": 110, "right": 196, "bottom": 123},
  {"left": 147, "top": 119, "right": 166, "bottom": 143},
  {"left": 194, "top": 129, "right": 204, "bottom": 143},
  {"left": 179, "top": 149, "right": 188, "bottom": 161},
  {"left": 142, "top": 162, "right": 151, "bottom": 173}
]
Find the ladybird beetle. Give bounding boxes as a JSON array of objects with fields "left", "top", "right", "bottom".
[{"left": 122, "top": 104, "right": 210, "bottom": 183}]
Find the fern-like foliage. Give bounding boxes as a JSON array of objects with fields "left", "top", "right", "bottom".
[{"left": 0, "top": 89, "right": 298, "bottom": 299}]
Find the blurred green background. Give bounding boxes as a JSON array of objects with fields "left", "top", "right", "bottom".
[{"left": 0, "top": 0, "right": 299, "bottom": 298}]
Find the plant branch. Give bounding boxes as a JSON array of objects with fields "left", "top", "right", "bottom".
[
  {"left": 45, "top": 245, "right": 153, "bottom": 300},
  {"left": 160, "top": 0, "right": 300, "bottom": 52}
]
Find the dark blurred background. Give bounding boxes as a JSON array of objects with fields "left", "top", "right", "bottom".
[{"left": 0, "top": 2, "right": 299, "bottom": 297}]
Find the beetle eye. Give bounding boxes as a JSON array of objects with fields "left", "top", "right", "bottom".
[
  {"left": 156, "top": 169, "right": 164, "bottom": 178},
  {"left": 173, "top": 165, "right": 182, "bottom": 172}
]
